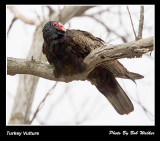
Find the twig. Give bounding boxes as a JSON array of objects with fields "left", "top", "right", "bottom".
[
  {"left": 43, "top": 85, "right": 69, "bottom": 122},
  {"left": 75, "top": 95, "right": 104, "bottom": 125},
  {"left": 7, "top": 17, "right": 17, "bottom": 37},
  {"left": 137, "top": 6, "right": 144, "bottom": 40},
  {"left": 127, "top": 6, "right": 137, "bottom": 40},
  {"left": 29, "top": 82, "right": 58, "bottom": 124},
  {"left": 85, "top": 6, "right": 114, "bottom": 16},
  {"left": 130, "top": 89, "right": 154, "bottom": 121},
  {"left": 82, "top": 14, "right": 128, "bottom": 42}
]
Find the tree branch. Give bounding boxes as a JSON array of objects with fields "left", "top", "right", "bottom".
[
  {"left": 7, "top": 6, "right": 40, "bottom": 25},
  {"left": 137, "top": 6, "right": 144, "bottom": 40},
  {"left": 7, "top": 36, "right": 154, "bottom": 82},
  {"left": 7, "top": 17, "right": 17, "bottom": 36},
  {"left": 29, "top": 82, "right": 58, "bottom": 124},
  {"left": 81, "top": 14, "right": 128, "bottom": 42},
  {"left": 49, "top": 6, "right": 94, "bottom": 24},
  {"left": 127, "top": 6, "right": 137, "bottom": 39}
]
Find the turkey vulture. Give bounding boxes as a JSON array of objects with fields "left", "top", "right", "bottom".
[{"left": 42, "top": 21, "right": 144, "bottom": 115}]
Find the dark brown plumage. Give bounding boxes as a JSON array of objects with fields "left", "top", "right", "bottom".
[{"left": 42, "top": 21, "right": 144, "bottom": 115}]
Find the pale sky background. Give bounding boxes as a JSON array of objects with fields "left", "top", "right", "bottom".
[{"left": 6, "top": 5, "right": 154, "bottom": 125}]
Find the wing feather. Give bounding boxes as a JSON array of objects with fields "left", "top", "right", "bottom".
[{"left": 65, "top": 29, "right": 104, "bottom": 55}]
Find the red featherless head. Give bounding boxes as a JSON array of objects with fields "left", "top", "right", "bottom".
[{"left": 52, "top": 21, "right": 66, "bottom": 32}]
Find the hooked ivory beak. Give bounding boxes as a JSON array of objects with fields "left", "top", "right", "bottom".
[{"left": 62, "top": 27, "right": 66, "bottom": 32}]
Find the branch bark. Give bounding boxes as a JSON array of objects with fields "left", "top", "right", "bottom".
[
  {"left": 84, "top": 36, "right": 153, "bottom": 76},
  {"left": 7, "top": 36, "right": 154, "bottom": 82}
]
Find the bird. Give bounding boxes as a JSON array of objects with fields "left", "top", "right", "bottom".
[{"left": 42, "top": 21, "right": 144, "bottom": 115}]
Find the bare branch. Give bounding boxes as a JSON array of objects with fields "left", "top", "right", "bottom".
[
  {"left": 7, "top": 36, "right": 154, "bottom": 82},
  {"left": 49, "top": 6, "right": 94, "bottom": 24},
  {"left": 137, "top": 6, "right": 144, "bottom": 40},
  {"left": 7, "top": 57, "right": 58, "bottom": 80},
  {"left": 83, "top": 36, "right": 153, "bottom": 77},
  {"left": 46, "top": 6, "right": 55, "bottom": 17},
  {"left": 7, "top": 6, "right": 40, "bottom": 25},
  {"left": 127, "top": 6, "right": 137, "bottom": 40},
  {"left": 30, "top": 82, "right": 58, "bottom": 124},
  {"left": 130, "top": 90, "right": 154, "bottom": 121},
  {"left": 85, "top": 6, "right": 114, "bottom": 16},
  {"left": 7, "top": 17, "right": 17, "bottom": 36},
  {"left": 82, "top": 14, "right": 128, "bottom": 43}
]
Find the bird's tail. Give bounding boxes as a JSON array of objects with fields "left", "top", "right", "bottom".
[
  {"left": 129, "top": 72, "right": 144, "bottom": 80},
  {"left": 88, "top": 67, "right": 134, "bottom": 115}
]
